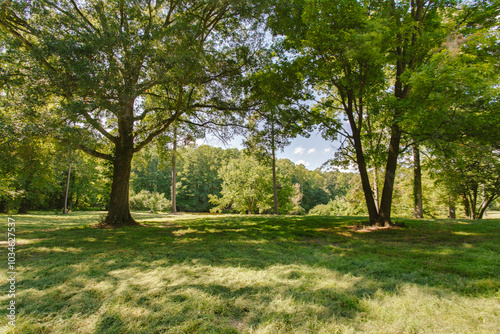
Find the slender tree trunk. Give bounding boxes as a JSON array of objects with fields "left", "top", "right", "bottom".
[
  {"left": 63, "top": 163, "right": 72, "bottom": 214},
  {"left": 171, "top": 126, "right": 177, "bottom": 214},
  {"left": 473, "top": 188, "right": 478, "bottom": 218},
  {"left": 271, "top": 120, "right": 278, "bottom": 215},
  {"left": 478, "top": 196, "right": 495, "bottom": 219},
  {"left": 17, "top": 180, "right": 30, "bottom": 214},
  {"left": 413, "top": 144, "right": 423, "bottom": 218},
  {"left": 448, "top": 197, "right": 456, "bottom": 219},
  {"left": 373, "top": 166, "right": 379, "bottom": 212},
  {"left": 481, "top": 184, "right": 487, "bottom": 218},
  {"left": 17, "top": 196, "right": 30, "bottom": 214},
  {"left": 345, "top": 96, "right": 378, "bottom": 224},
  {"left": 462, "top": 193, "right": 472, "bottom": 219},
  {"left": 0, "top": 200, "right": 7, "bottom": 214},
  {"left": 366, "top": 115, "right": 379, "bottom": 213},
  {"left": 376, "top": 125, "right": 403, "bottom": 226},
  {"left": 377, "top": 0, "right": 426, "bottom": 226}
]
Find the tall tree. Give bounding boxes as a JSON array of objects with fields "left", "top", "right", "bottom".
[
  {"left": 0, "top": 0, "right": 263, "bottom": 226},
  {"left": 270, "top": 0, "right": 385, "bottom": 224},
  {"left": 269, "top": 0, "right": 456, "bottom": 226},
  {"left": 245, "top": 62, "right": 312, "bottom": 214},
  {"left": 413, "top": 145, "right": 424, "bottom": 218},
  {"left": 429, "top": 140, "right": 500, "bottom": 219},
  {"left": 171, "top": 125, "right": 178, "bottom": 214},
  {"left": 155, "top": 120, "right": 201, "bottom": 213}
]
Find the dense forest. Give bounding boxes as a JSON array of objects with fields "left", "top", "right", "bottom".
[
  {"left": 1, "top": 137, "right": 498, "bottom": 219},
  {"left": 0, "top": 0, "right": 499, "bottom": 225}
]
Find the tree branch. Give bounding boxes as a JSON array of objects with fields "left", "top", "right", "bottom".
[
  {"left": 76, "top": 144, "right": 113, "bottom": 161},
  {"left": 69, "top": 0, "right": 100, "bottom": 34},
  {"left": 133, "top": 113, "right": 180, "bottom": 153},
  {"left": 181, "top": 119, "right": 248, "bottom": 129},
  {"left": 80, "top": 108, "right": 118, "bottom": 144}
]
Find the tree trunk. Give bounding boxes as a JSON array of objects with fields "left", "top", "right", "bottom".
[
  {"left": 462, "top": 193, "right": 472, "bottom": 219},
  {"left": 448, "top": 197, "right": 456, "bottom": 219},
  {"left": 0, "top": 199, "right": 7, "bottom": 213},
  {"left": 101, "top": 98, "right": 139, "bottom": 227},
  {"left": 271, "top": 121, "right": 278, "bottom": 215},
  {"left": 17, "top": 180, "right": 30, "bottom": 214},
  {"left": 376, "top": 0, "right": 426, "bottom": 226},
  {"left": 478, "top": 196, "right": 495, "bottom": 219},
  {"left": 272, "top": 151, "right": 278, "bottom": 215},
  {"left": 373, "top": 165, "right": 380, "bottom": 212},
  {"left": 345, "top": 97, "right": 378, "bottom": 224},
  {"left": 413, "top": 144, "right": 423, "bottom": 218},
  {"left": 63, "top": 163, "right": 72, "bottom": 214},
  {"left": 102, "top": 146, "right": 136, "bottom": 227},
  {"left": 17, "top": 196, "right": 30, "bottom": 214},
  {"left": 376, "top": 125, "right": 403, "bottom": 227},
  {"left": 171, "top": 126, "right": 177, "bottom": 214},
  {"left": 103, "top": 97, "right": 138, "bottom": 227},
  {"left": 103, "top": 147, "right": 135, "bottom": 226}
]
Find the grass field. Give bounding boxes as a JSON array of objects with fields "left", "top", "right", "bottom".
[{"left": 1, "top": 212, "right": 499, "bottom": 333}]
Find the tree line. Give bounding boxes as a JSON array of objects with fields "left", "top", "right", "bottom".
[
  {"left": 1, "top": 136, "right": 497, "bottom": 219},
  {"left": 0, "top": 0, "right": 498, "bottom": 226}
]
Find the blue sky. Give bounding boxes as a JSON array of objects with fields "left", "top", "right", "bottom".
[
  {"left": 198, "top": 130, "right": 338, "bottom": 171},
  {"left": 276, "top": 132, "right": 338, "bottom": 170}
]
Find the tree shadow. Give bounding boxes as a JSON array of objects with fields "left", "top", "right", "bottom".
[{"left": 5, "top": 214, "right": 500, "bottom": 332}]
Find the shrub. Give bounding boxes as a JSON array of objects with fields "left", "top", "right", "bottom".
[
  {"left": 130, "top": 190, "right": 171, "bottom": 212},
  {"left": 309, "top": 196, "right": 365, "bottom": 216},
  {"left": 288, "top": 205, "right": 307, "bottom": 215}
]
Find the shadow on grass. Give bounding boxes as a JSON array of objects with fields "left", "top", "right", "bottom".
[{"left": 2, "top": 214, "right": 499, "bottom": 333}]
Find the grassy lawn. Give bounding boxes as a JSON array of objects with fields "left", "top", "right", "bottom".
[{"left": 1, "top": 212, "right": 499, "bottom": 333}]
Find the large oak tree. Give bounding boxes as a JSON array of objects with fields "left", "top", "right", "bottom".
[{"left": 0, "top": 0, "right": 263, "bottom": 226}]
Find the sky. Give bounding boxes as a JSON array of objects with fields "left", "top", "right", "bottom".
[
  {"left": 276, "top": 132, "right": 339, "bottom": 170},
  {"left": 197, "top": 130, "right": 339, "bottom": 171}
]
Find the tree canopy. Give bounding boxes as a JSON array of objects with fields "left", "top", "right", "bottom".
[
  {"left": 1, "top": 0, "right": 498, "bottom": 224},
  {"left": 0, "top": 0, "right": 265, "bottom": 226}
]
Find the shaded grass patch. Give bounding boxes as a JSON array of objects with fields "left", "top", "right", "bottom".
[{"left": 0, "top": 213, "right": 499, "bottom": 333}]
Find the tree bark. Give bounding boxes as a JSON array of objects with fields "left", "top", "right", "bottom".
[
  {"left": 102, "top": 99, "right": 137, "bottom": 227},
  {"left": 102, "top": 145, "right": 136, "bottom": 226},
  {"left": 375, "top": 0, "right": 426, "bottom": 226},
  {"left": 448, "top": 197, "right": 456, "bottom": 219},
  {"left": 413, "top": 144, "right": 424, "bottom": 218},
  {"left": 373, "top": 165, "right": 380, "bottom": 212},
  {"left": 478, "top": 196, "right": 495, "bottom": 219},
  {"left": 17, "top": 196, "right": 30, "bottom": 214},
  {"left": 462, "top": 193, "right": 472, "bottom": 219},
  {"left": 63, "top": 163, "right": 72, "bottom": 214},
  {"left": 376, "top": 124, "right": 403, "bottom": 226},
  {"left": 271, "top": 120, "right": 278, "bottom": 215},
  {"left": 0, "top": 200, "right": 7, "bottom": 214},
  {"left": 345, "top": 96, "right": 379, "bottom": 224},
  {"left": 171, "top": 126, "right": 177, "bottom": 214},
  {"left": 17, "top": 180, "right": 30, "bottom": 214}
]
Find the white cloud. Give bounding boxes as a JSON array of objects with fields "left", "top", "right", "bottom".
[
  {"left": 324, "top": 148, "right": 332, "bottom": 153},
  {"left": 295, "top": 160, "right": 310, "bottom": 167},
  {"left": 293, "top": 146, "right": 305, "bottom": 155},
  {"left": 308, "top": 148, "right": 316, "bottom": 154}
]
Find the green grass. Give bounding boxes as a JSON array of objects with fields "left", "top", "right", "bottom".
[{"left": 1, "top": 212, "right": 499, "bottom": 333}]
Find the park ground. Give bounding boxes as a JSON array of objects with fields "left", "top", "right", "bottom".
[{"left": 0, "top": 212, "right": 499, "bottom": 333}]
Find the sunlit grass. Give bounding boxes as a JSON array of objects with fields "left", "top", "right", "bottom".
[
  {"left": 0, "top": 212, "right": 499, "bottom": 333},
  {"left": 485, "top": 210, "right": 500, "bottom": 219}
]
